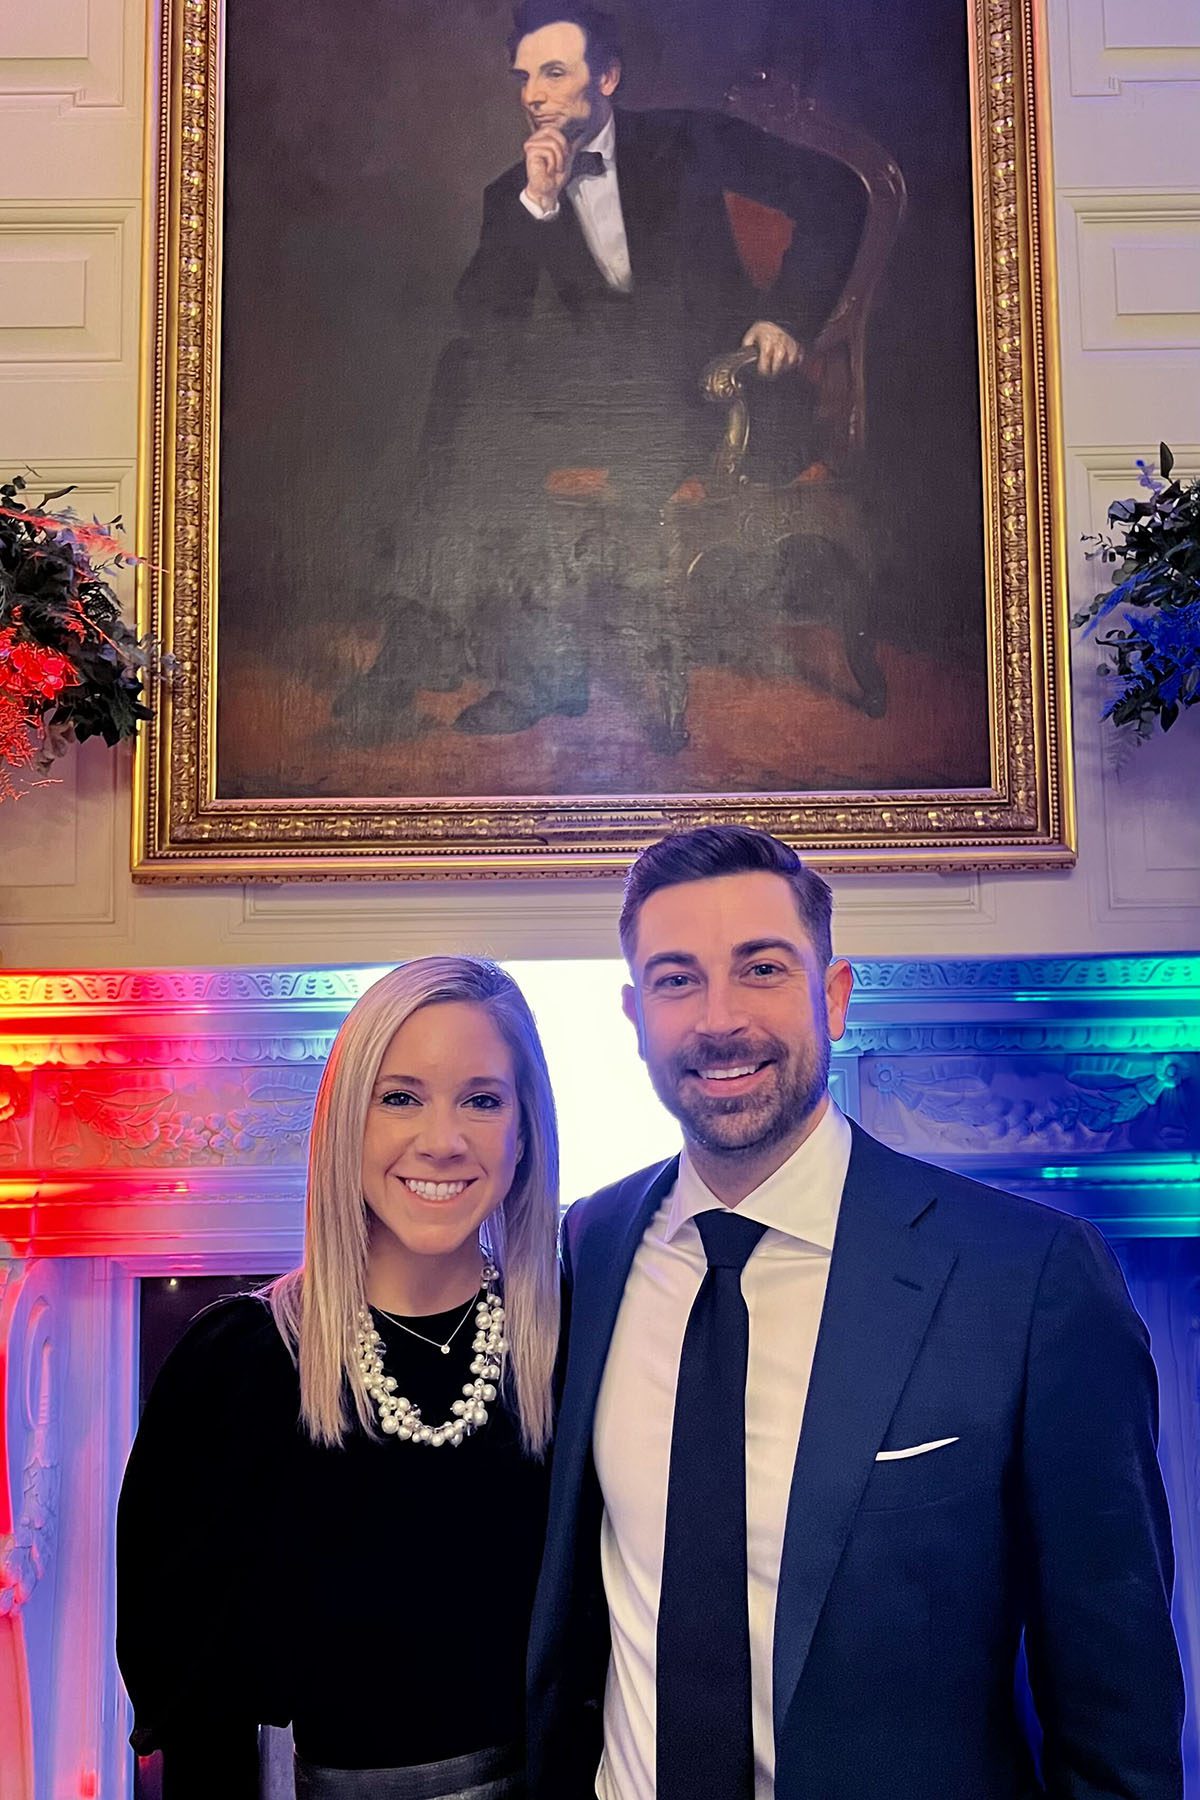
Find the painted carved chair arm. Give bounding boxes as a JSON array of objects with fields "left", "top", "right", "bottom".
[{"left": 700, "top": 346, "right": 761, "bottom": 484}]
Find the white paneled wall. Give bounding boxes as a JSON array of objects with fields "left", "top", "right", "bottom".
[
  {"left": 1047, "top": 0, "right": 1200, "bottom": 947},
  {"left": 0, "top": 0, "right": 1197, "bottom": 968}
]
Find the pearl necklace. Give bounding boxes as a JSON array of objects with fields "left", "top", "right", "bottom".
[{"left": 355, "top": 1262, "right": 506, "bottom": 1448}]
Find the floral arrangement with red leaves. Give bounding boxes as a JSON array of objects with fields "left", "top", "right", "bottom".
[{"left": 0, "top": 474, "right": 167, "bottom": 801}]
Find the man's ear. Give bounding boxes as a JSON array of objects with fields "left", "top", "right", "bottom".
[
  {"left": 600, "top": 60, "right": 621, "bottom": 97},
  {"left": 621, "top": 981, "right": 646, "bottom": 1058},
  {"left": 825, "top": 957, "right": 854, "bottom": 1042}
]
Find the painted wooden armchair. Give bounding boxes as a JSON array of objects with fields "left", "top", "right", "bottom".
[{"left": 656, "top": 74, "right": 908, "bottom": 749}]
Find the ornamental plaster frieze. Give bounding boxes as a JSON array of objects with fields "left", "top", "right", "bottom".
[
  {"left": 846, "top": 956, "right": 1200, "bottom": 995},
  {"left": 839, "top": 1021, "right": 1199, "bottom": 1055},
  {"left": 0, "top": 1023, "right": 1195, "bottom": 1076},
  {"left": 0, "top": 968, "right": 381, "bottom": 1011},
  {"left": 0, "top": 1036, "right": 336, "bottom": 1071},
  {"left": 0, "top": 1053, "right": 1193, "bottom": 1178},
  {"left": 860, "top": 1053, "right": 1198, "bottom": 1158},
  {"left": 1, "top": 956, "right": 1198, "bottom": 1014},
  {"left": 4, "top": 1067, "right": 322, "bottom": 1173}
]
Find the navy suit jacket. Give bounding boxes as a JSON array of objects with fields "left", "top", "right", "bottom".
[{"left": 527, "top": 1123, "right": 1184, "bottom": 1800}]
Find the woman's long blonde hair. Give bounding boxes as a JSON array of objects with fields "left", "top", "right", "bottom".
[{"left": 265, "top": 957, "right": 560, "bottom": 1456}]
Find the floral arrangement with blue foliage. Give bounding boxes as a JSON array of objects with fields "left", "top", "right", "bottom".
[{"left": 1073, "top": 444, "right": 1200, "bottom": 740}]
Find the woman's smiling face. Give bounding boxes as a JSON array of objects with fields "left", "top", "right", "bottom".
[{"left": 361, "top": 1000, "right": 523, "bottom": 1266}]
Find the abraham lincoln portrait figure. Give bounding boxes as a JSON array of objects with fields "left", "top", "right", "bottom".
[{"left": 344, "top": 0, "right": 870, "bottom": 748}]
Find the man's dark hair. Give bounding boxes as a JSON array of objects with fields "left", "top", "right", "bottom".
[
  {"left": 506, "top": 3, "right": 624, "bottom": 76},
  {"left": 619, "top": 825, "right": 834, "bottom": 967}
]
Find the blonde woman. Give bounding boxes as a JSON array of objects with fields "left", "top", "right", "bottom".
[{"left": 117, "top": 958, "right": 561, "bottom": 1800}]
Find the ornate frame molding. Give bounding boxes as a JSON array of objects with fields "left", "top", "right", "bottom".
[{"left": 134, "top": 0, "right": 1072, "bottom": 876}]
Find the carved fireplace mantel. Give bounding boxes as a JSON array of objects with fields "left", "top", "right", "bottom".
[{"left": 1, "top": 954, "right": 1197, "bottom": 1797}]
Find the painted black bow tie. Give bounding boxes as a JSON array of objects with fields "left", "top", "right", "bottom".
[{"left": 571, "top": 150, "right": 606, "bottom": 180}]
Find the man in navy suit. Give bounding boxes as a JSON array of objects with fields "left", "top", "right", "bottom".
[{"left": 527, "top": 824, "right": 1184, "bottom": 1800}]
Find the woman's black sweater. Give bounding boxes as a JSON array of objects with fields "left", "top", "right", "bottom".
[{"left": 117, "top": 1294, "right": 550, "bottom": 1795}]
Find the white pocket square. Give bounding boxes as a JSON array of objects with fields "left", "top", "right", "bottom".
[{"left": 875, "top": 1436, "right": 960, "bottom": 1461}]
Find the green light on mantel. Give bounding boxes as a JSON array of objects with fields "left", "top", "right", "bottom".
[
  {"left": 1036, "top": 1160, "right": 1200, "bottom": 1185},
  {"left": 1033, "top": 1158, "right": 1200, "bottom": 1235},
  {"left": 1097, "top": 1219, "right": 1200, "bottom": 1238}
]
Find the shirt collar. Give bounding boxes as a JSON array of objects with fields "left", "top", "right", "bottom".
[
  {"left": 579, "top": 111, "right": 616, "bottom": 164},
  {"left": 665, "top": 1098, "right": 851, "bottom": 1253}
]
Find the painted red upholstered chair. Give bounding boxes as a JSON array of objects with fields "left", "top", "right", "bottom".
[{"left": 652, "top": 75, "right": 908, "bottom": 748}]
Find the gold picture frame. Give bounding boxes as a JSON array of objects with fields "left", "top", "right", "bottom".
[{"left": 134, "top": 0, "right": 1072, "bottom": 880}]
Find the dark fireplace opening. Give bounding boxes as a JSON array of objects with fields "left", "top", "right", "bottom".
[
  {"left": 139, "top": 1274, "right": 282, "bottom": 1406},
  {"left": 133, "top": 1274, "right": 284, "bottom": 1800}
]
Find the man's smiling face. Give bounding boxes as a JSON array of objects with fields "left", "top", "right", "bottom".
[{"left": 623, "top": 871, "right": 852, "bottom": 1164}]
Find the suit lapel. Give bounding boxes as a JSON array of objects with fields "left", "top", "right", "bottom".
[
  {"left": 563, "top": 1157, "right": 679, "bottom": 1429},
  {"left": 536, "top": 1159, "right": 676, "bottom": 1692},
  {"left": 772, "top": 1127, "right": 957, "bottom": 1737},
  {"left": 545, "top": 1157, "right": 680, "bottom": 1588}
]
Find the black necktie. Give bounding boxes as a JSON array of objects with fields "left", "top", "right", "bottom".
[
  {"left": 657, "top": 1208, "right": 767, "bottom": 1800},
  {"left": 571, "top": 149, "right": 606, "bottom": 180}
]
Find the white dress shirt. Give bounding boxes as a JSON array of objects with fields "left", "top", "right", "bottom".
[
  {"left": 518, "top": 112, "right": 633, "bottom": 293},
  {"left": 592, "top": 1099, "right": 853, "bottom": 1800}
]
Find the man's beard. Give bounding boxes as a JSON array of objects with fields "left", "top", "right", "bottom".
[{"left": 648, "top": 1025, "right": 831, "bottom": 1161}]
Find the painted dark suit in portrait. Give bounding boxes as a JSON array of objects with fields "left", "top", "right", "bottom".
[
  {"left": 347, "top": 8, "right": 865, "bottom": 750},
  {"left": 215, "top": 0, "right": 990, "bottom": 801}
]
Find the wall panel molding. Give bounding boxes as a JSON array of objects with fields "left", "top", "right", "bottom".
[
  {"left": 0, "top": 203, "right": 134, "bottom": 372},
  {"left": 0, "top": 0, "right": 132, "bottom": 111},
  {"left": 1066, "top": 0, "right": 1200, "bottom": 94},
  {"left": 1065, "top": 193, "right": 1200, "bottom": 352},
  {"left": 233, "top": 883, "right": 627, "bottom": 959},
  {"left": 224, "top": 869, "right": 993, "bottom": 965}
]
